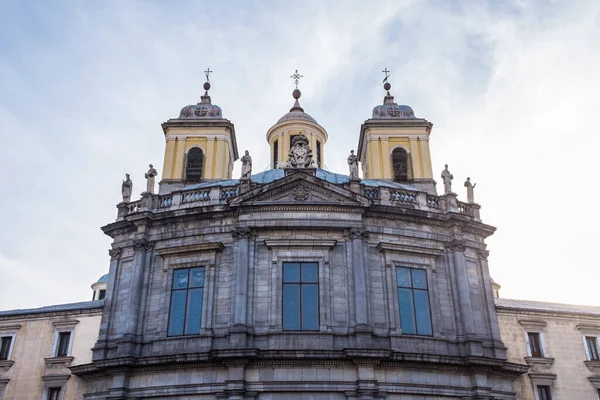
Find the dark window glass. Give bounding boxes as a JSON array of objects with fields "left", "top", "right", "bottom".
[
  {"left": 587, "top": 336, "right": 600, "bottom": 360},
  {"left": 168, "top": 267, "right": 205, "bottom": 336},
  {"left": 98, "top": 290, "right": 106, "bottom": 300},
  {"left": 528, "top": 332, "right": 543, "bottom": 357},
  {"left": 289, "top": 135, "right": 298, "bottom": 149},
  {"left": 273, "top": 139, "right": 279, "bottom": 168},
  {"left": 392, "top": 148, "right": 409, "bottom": 181},
  {"left": 0, "top": 336, "right": 12, "bottom": 360},
  {"left": 56, "top": 332, "right": 71, "bottom": 357},
  {"left": 537, "top": 385, "right": 552, "bottom": 400},
  {"left": 48, "top": 387, "right": 61, "bottom": 400},
  {"left": 316, "top": 141, "right": 321, "bottom": 168},
  {"left": 186, "top": 147, "right": 204, "bottom": 180},
  {"left": 283, "top": 262, "right": 319, "bottom": 331},
  {"left": 396, "top": 267, "right": 432, "bottom": 336}
]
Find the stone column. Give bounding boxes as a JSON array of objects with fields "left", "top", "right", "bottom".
[
  {"left": 446, "top": 240, "right": 475, "bottom": 336},
  {"left": 92, "top": 247, "right": 121, "bottom": 360},
  {"left": 119, "top": 238, "right": 153, "bottom": 356},
  {"left": 231, "top": 227, "right": 256, "bottom": 346},
  {"left": 345, "top": 227, "right": 370, "bottom": 330}
]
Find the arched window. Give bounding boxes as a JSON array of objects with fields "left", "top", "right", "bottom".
[
  {"left": 316, "top": 141, "right": 321, "bottom": 168},
  {"left": 392, "top": 147, "right": 409, "bottom": 181},
  {"left": 273, "top": 139, "right": 279, "bottom": 168},
  {"left": 186, "top": 147, "right": 204, "bottom": 180}
]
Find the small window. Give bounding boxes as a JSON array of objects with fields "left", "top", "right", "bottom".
[
  {"left": 56, "top": 332, "right": 71, "bottom": 357},
  {"left": 283, "top": 262, "right": 319, "bottom": 331},
  {"left": 316, "top": 141, "right": 321, "bottom": 168},
  {"left": 273, "top": 139, "right": 279, "bottom": 168},
  {"left": 396, "top": 267, "right": 432, "bottom": 336},
  {"left": 528, "top": 332, "right": 543, "bottom": 357},
  {"left": 0, "top": 336, "right": 12, "bottom": 360},
  {"left": 168, "top": 267, "right": 205, "bottom": 336},
  {"left": 48, "top": 387, "right": 61, "bottom": 400},
  {"left": 186, "top": 147, "right": 204, "bottom": 180},
  {"left": 98, "top": 289, "right": 106, "bottom": 300},
  {"left": 587, "top": 336, "right": 600, "bottom": 360},
  {"left": 392, "top": 148, "right": 409, "bottom": 181},
  {"left": 537, "top": 385, "right": 552, "bottom": 400},
  {"left": 289, "top": 134, "right": 298, "bottom": 149}
]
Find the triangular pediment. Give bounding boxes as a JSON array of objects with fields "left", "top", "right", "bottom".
[{"left": 230, "top": 171, "right": 370, "bottom": 207}]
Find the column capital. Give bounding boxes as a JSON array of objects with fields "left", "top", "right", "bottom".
[
  {"left": 232, "top": 226, "right": 257, "bottom": 240},
  {"left": 132, "top": 238, "right": 154, "bottom": 251},
  {"left": 479, "top": 249, "right": 490, "bottom": 259},
  {"left": 108, "top": 247, "right": 122, "bottom": 259},
  {"left": 445, "top": 239, "right": 466, "bottom": 252},
  {"left": 344, "top": 227, "right": 369, "bottom": 240}
]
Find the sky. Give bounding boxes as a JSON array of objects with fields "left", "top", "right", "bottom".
[{"left": 0, "top": 0, "right": 599, "bottom": 310}]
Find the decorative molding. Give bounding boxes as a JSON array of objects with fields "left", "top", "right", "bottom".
[
  {"left": 292, "top": 186, "right": 309, "bottom": 201},
  {"left": 518, "top": 320, "right": 547, "bottom": 330},
  {"left": 44, "top": 356, "right": 74, "bottom": 369},
  {"left": 585, "top": 361, "right": 600, "bottom": 374},
  {"left": 0, "top": 324, "right": 21, "bottom": 332},
  {"left": 232, "top": 227, "right": 257, "bottom": 240},
  {"left": 41, "top": 373, "right": 71, "bottom": 385},
  {"left": 344, "top": 227, "right": 369, "bottom": 240},
  {"left": 577, "top": 324, "right": 600, "bottom": 335},
  {"left": 0, "top": 360, "right": 14, "bottom": 372},
  {"left": 52, "top": 320, "right": 80, "bottom": 328},
  {"left": 132, "top": 238, "right": 154, "bottom": 251},
  {"left": 527, "top": 372, "right": 556, "bottom": 386},
  {"left": 376, "top": 242, "right": 444, "bottom": 261},
  {"left": 108, "top": 247, "right": 122, "bottom": 259},
  {"left": 445, "top": 239, "right": 466, "bottom": 252},
  {"left": 156, "top": 243, "right": 224, "bottom": 257},
  {"left": 478, "top": 249, "right": 490, "bottom": 259},
  {"left": 525, "top": 357, "right": 555, "bottom": 372},
  {"left": 264, "top": 239, "right": 337, "bottom": 249},
  {"left": 589, "top": 375, "right": 600, "bottom": 388}
]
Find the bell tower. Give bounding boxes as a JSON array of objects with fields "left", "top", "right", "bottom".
[
  {"left": 160, "top": 71, "right": 239, "bottom": 192},
  {"left": 357, "top": 74, "right": 435, "bottom": 193}
]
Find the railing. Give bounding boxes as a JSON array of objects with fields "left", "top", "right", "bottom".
[
  {"left": 127, "top": 201, "right": 142, "bottom": 214},
  {"left": 221, "top": 187, "right": 238, "bottom": 200},
  {"left": 364, "top": 188, "right": 380, "bottom": 200},
  {"left": 458, "top": 201, "right": 472, "bottom": 215},
  {"left": 182, "top": 190, "right": 211, "bottom": 204},
  {"left": 390, "top": 190, "right": 416, "bottom": 203},
  {"left": 427, "top": 196, "right": 440, "bottom": 209},
  {"left": 159, "top": 196, "right": 173, "bottom": 208}
]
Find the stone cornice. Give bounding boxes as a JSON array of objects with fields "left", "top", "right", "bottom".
[
  {"left": 376, "top": 242, "right": 444, "bottom": 260},
  {"left": 156, "top": 243, "right": 224, "bottom": 257},
  {"left": 264, "top": 239, "right": 337, "bottom": 249}
]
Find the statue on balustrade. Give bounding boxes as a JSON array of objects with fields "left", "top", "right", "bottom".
[
  {"left": 348, "top": 150, "right": 359, "bottom": 180},
  {"left": 464, "top": 177, "right": 476, "bottom": 203},
  {"left": 145, "top": 164, "right": 158, "bottom": 194},
  {"left": 441, "top": 164, "right": 454, "bottom": 194},
  {"left": 241, "top": 150, "right": 252, "bottom": 180},
  {"left": 121, "top": 173, "right": 132, "bottom": 202}
]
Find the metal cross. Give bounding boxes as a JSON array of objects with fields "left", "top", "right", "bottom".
[
  {"left": 382, "top": 68, "right": 391, "bottom": 83},
  {"left": 204, "top": 67, "right": 213, "bottom": 82},
  {"left": 290, "top": 69, "right": 304, "bottom": 89}
]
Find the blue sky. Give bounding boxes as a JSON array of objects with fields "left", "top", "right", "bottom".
[{"left": 1, "top": 0, "right": 599, "bottom": 310}]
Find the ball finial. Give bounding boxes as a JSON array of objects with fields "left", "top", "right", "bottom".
[
  {"left": 383, "top": 82, "right": 391, "bottom": 91},
  {"left": 203, "top": 82, "right": 211, "bottom": 91},
  {"left": 292, "top": 88, "right": 301, "bottom": 100}
]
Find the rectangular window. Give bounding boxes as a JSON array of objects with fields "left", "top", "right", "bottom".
[
  {"left": 56, "top": 332, "right": 71, "bottom": 357},
  {"left": 283, "top": 262, "right": 319, "bottom": 331},
  {"left": 587, "top": 336, "right": 600, "bottom": 360},
  {"left": 0, "top": 336, "right": 12, "bottom": 360},
  {"left": 537, "top": 385, "right": 552, "bottom": 400},
  {"left": 396, "top": 267, "right": 432, "bottom": 336},
  {"left": 528, "top": 332, "right": 543, "bottom": 357},
  {"left": 316, "top": 141, "right": 321, "bottom": 168},
  {"left": 98, "top": 289, "right": 106, "bottom": 300},
  {"left": 48, "top": 387, "right": 61, "bottom": 400},
  {"left": 273, "top": 139, "right": 279, "bottom": 168},
  {"left": 168, "top": 267, "right": 205, "bottom": 336}
]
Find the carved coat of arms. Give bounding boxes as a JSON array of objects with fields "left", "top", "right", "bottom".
[{"left": 278, "top": 135, "right": 315, "bottom": 169}]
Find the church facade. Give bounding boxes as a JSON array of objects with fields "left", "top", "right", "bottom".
[{"left": 67, "top": 75, "right": 530, "bottom": 399}]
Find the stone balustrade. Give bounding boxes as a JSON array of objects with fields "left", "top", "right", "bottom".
[{"left": 116, "top": 183, "right": 481, "bottom": 221}]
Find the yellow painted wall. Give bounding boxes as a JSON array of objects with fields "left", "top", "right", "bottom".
[{"left": 266, "top": 121, "right": 328, "bottom": 169}]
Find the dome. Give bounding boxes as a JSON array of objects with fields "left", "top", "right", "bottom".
[
  {"left": 372, "top": 82, "right": 416, "bottom": 119},
  {"left": 97, "top": 273, "right": 109, "bottom": 283},
  {"left": 178, "top": 82, "right": 223, "bottom": 119},
  {"left": 277, "top": 110, "right": 317, "bottom": 124}
]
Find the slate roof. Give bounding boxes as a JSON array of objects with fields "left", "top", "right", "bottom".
[
  {"left": 0, "top": 300, "right": 104, "bottom": 317},
  {"left": 183, "top": 168, "right": 418, "bottom": 191},
  {"left": 495, "top": 298, "right": 600, "bottom": 317}
]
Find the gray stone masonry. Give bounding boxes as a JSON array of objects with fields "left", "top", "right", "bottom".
[{"left": 73, "top": 170, "right": 527, "bottom": 399}]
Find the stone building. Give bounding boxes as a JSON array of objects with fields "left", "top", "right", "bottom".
[
  {"left": 68, "top": 75, "right": 530, "bottom": 399},
  {"left": 0, "top": 277, "right": 104, "bottom": 399},
  {"left": 495, "top": 295, "right": 600, "bottom": 400}
]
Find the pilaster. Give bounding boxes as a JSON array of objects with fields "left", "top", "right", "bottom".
[{"left": 345, "top": 227, "right": 371, "bottom": 332}]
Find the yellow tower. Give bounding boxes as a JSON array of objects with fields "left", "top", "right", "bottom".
[
  {"left": 160, "top": 78, "right": 239, "bottom": 190},
  {"left": 357, "top": 79, "right": 435, "bottom": 193},
  {"left": 266, "top": 76, "right": 328, "bottom": 169}
]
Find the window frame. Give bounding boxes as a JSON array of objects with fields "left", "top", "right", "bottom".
[
  {"left": 282, "top": 261, "right": 320, "bottom": 331},
  {"left": 391, "top": 146, "right": 410, "bottom": 182},
  {"left": 394, "top": 266, "right": 433, "bottom": 336},
  {"left": 52, "top": 329, "right": 74, "bottom": 358},
  {"left": 586, "top": 336, "right": 600, "bottom": 361},
  {"left": 273, "top": 139, "right": 279, "bottom": 168},
  {"left": 167, "top": 266, "right": 206, "bottom": 337},
  {"left": 536, "top": 385, "right": 553, "bottom": 400},
  {"left": 185, "top": 146, "right": 205, "bottom": 181},
  {"left": 519, "top": 320, "right": 549, "bottom": 359},
  {"left": 527, "top": 331, "right": 544, "bottom": 358},
  {"left": 0, "top": 334, "right": 15, "bottom": 361}
]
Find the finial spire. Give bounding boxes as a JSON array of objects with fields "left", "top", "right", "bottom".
[
  {"left": 204, "top": 67, "right": 213, "bottom": 83},
  {"left": 290, "top": 69, "right": 304, "bottom": 90},
  {"left": 201, "top": 68, "right": 213, "bottom": 103},
  {"left": 382, "top": 68, "right": 391, "bottom": 83}
]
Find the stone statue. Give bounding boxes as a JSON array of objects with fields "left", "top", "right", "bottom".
[
  {"left": 241, "top": 150, "right": 252, "bottom": 180},
  {"left": 121, "top": 173, "right": 132, "bottom": 202},
  {"left": 441, "top": 164, "right": 454, "bottom": 194},
  {"left": 284, "top": 135, "right": 315, "bottom": 168},
  {"left": 464, "top": 177, "right": 476, "bottom": 203},
  {"left": 348, "top": 150, "right": 359, "bottom": 180},
  {"left": 145, "top": 164, "right": 158, "bottom": 194}
]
